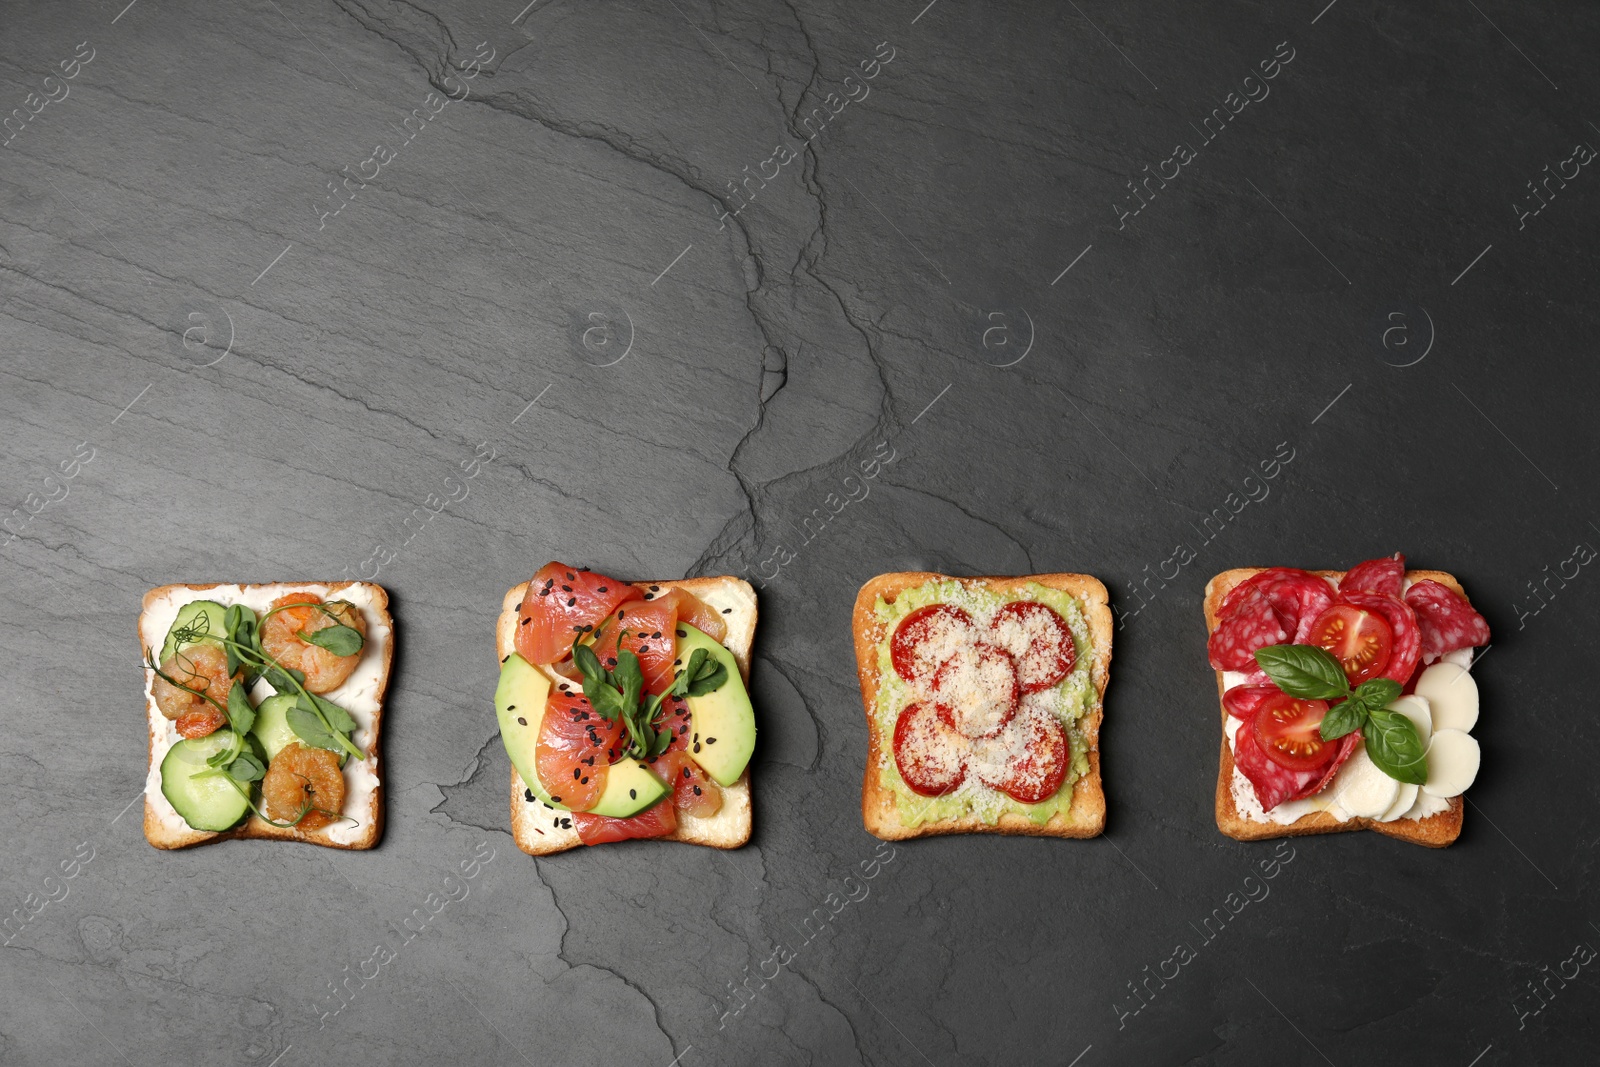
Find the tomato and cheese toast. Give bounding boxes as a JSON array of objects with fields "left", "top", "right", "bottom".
[
  {"left": 495, "top": 563, "right": 757, "bottom": 855},
  {"left": 1205, "top": 555, "right": 1488, "bottom": 847},
  {"left": 140, "top": 582, "right": 391, "bottom": 850},
  {"left": 854, "top": 572, "right": 1110, "bottom": 841}
]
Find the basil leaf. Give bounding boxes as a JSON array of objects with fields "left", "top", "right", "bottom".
[
  {"left": 1254, "top": 645, "right": 1351, "bottom": 701},
  {"left": 286, "top": 705, "right": 342, "bottom": 752},
  {"left": 1353, "top": 677, "right": 1402, "bottom": 709},
  {"left": 1363, "top": 708, "right": 1428, "bottom": 785},
  {"left": 298, "top": 624, "right": 364, "bottom": 657},
  {"left": 1319, "top": 698, "right": 1367, "bottom": 741},
  {"left": 227, "top": 684, "right": 256, "bottom": 736}
]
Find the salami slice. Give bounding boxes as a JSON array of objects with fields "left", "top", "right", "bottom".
[
  {"left": 1232, "top": 720, "right": 1323, "bottom": 810},
  {"left": 1334, "top": 591, "right": 1420, "bottom": 685},
  {"left": 1207, "top": 587, "right": 1290, "bottom": 671},
  {"left": 1222, "top": 684, "right": 1280, "bottom": 720},
  {"left": 1340, "top": 554, "right": 1405, "bottom": 598},
  {"left": 1290, "top": 731, "right": 1362, "bottom": 801},
  {"left": 1405, "top": 580, "right": 1490, "bottom": 662},
  {"left": 1261, "top": 573, "right": 1336, "bottom": 643},
  {"left": 1218, "top": 567, "right": 1318, "bottom": 618}
]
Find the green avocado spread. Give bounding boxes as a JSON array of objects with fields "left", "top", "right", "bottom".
[{"left": 874, "top": 579, "right": 1095, "bottom": 827}]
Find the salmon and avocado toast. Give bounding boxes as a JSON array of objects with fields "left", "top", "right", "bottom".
[{"left": 495, "top": 562, "right": 758, "bottom": 854}]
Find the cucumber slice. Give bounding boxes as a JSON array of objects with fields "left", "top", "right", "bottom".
[
  {"left": 161, "top": 730, "right": 251, "bottom": 832},
  {"left": 251, "top": 694, "right": 299, "bottom": 761},
  {"left": 159, "top": 599, "right": 228, "bottom": 664}
]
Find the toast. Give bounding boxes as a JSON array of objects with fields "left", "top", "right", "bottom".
[
  {"left": 141, "top": 582, "right": 391, "bottom": 850},
  {"left": 497, "top": 576, "right": 756, "bottom": 856},
  {"left": 1207, "top": 568, "right": 1466, "bottom": 847},
  {"left": 854, "top": 572, "right": 1111, "bottom": 841}
]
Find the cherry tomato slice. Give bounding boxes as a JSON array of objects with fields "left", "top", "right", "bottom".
[
  {"left": 970, "top": 709, "right": 1071, "bottom": 804},
  {"left": 1250, "top": 692, "right": 1334, "bottom": 772},
  {"left": 987, "top": 601, "right": 1076, "bottom": 693},
  {"left": 1306, "top": 603, "right": 1393, "bottom": 685},
  {"left": 890, "top": 604, "right": 975, "bottom": 684},
  {"left": 932, "top": 641, "right": 1020, "bottom": 738},
  {"left": 892, "top": 701, "right": 969, "bottom": 796}
]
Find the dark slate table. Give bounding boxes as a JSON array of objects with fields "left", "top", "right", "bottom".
[{"left": 2, "top": 1, "right": 1594, "bottom": 1063}]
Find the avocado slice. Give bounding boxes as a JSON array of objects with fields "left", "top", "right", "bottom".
[
  {"left": 159, "top": 599, "right": 228, "bottom": 664},
  {"left": 675, "top": 624, "right": 756, "bottom": 786},
  {"left": 495, "top": 653, "right": 667, "bottom": 818}
]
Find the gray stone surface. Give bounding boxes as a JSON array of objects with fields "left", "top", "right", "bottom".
[{"left": 2, "top": 0, "right": 1597, "bottom": 1063}]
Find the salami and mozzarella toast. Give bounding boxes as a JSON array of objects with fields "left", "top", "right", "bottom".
[{"left": 1207, "top": 567, "right": 1478, "bottom": 847}]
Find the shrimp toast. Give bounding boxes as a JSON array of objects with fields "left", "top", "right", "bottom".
[
  {"left": 496, "top": 569, "right": 756, "bottom": 855},
  {"left": 140, "top": 582, "right": 391, "bottom": 851}
]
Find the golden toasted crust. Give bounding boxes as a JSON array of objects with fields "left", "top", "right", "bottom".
[
  {"left": 497, "top": 576, "right": 757, "bottom": 856},
  {"left": 854, "top": 572, "right": 1111, "bottom": 841},
  {"left": 1206, "top": 567, "right": 1466, "bottom": 848},
  {"left": 141, "top": 582, "right": 391, "bottom": 851}
]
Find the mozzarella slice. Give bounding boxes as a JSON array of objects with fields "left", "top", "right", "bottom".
[
  {"left": 1414, "top": 662, "right": 1478, "bottom": 733},
  {"left": 1332, "top": 746, "right": 1399, "bottom": 819},
  {"left": 1423, "top": 729, "right": 1480, "bottom": 797},
  {"left": 1387, "top": 694, "right": 1432, "bottom": 746},
  {"left": 1375, "top": 781, "right": 1419, "bottom": 822}
]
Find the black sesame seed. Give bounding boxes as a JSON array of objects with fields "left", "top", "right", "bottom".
[
  {"left": 682, "top": 768, "right": 692, "bottom": 779},
  {"left": 566, "top": 597, "right": 576, "bottom": 607},
  {"left": 618, "top": 608, "right": 626, "bottom": 618},
  {"left": 561, "top": 585, "right": 572, "bottom": 592},
  {"left": 551, "top": 795, "right": 562, "bottom": 803},
  {"left": 524, "top": 788, "right": 535, "bottom": 802},
  {"left": 693, "top": 785, "right": 702, "bottom": 796},
  {"left": 630, "top": 788, "right": 637, "bottom": 799},
  {"left": 693, "top": 742, "right": 701, "bottom": 753},
  {"left": 561, "top": 818, "right": 572, "bottom": 828},
  {"left": 501, "top": 654, "right": 510, "bottom": 663},
  {"left": 676, "top": 628, "right": 686, "bottom": 638},
  {"left": 650, "top": 585, "right": 660, "bottom": 591},
  {"left": 580, "top": 776, "right": 588, "bottom": 785},
  {"left": 566, "top": 572, "right": 575, "bottom": 580},
  {"left": 674, "top": 659, "right": 682, "bottom": 667},
  {"left": 517, "top": 716, "right": 527, "bottom": 726},
  {"left": 644, "top": 593, "right": 653, "bottom": 600},
  {"left": 721, "top": 608, "right": 732, "bottom": 614},
  {"left": 508, "top": 705, "right": 516, "bottom": 711},
  {"left": 520, "top": 617, "right": 531, "bottom": 625},
  {"left": 553, "top": 817, "right": 560, "bottom": 827},
  {"left": 706, "top": 737, "right": 717, "bottom": 744},
  {"left": 538, "top": 589, "right": 549, "bottom": 597},
  {"left": 598, "top": 586, "right": 607, "bottom": 593},
  {"left": 652, "top": 630, "right": 662, "bottom": 639},
  {"left": 573, "top": 768, "right": 581, "bottom": 779}
]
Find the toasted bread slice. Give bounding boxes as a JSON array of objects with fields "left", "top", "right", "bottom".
[
  {"left": 854, "top": 572, "right": 1111, "bottom": 841},
  {"left": 141, "top": 582, "right": 391, "bottom": 851},
  {"left": 497, "top": 576, "right": 756, "bottom": 856},
  {"left": 1207, "top": 567, "right": 1467, "bottom": 847}
]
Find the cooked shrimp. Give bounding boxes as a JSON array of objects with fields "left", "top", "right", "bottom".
[
  {"left": 260, "top": 593, "right": 367, "bottom": 693},
  {"left": 261, "top": 742, "right": 346, "bottom": 830},
  {"left": 152, "top": 643, "right": 238, "bottom": 738}
]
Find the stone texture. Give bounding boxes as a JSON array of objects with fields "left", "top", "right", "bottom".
[{"left": 2, "top": 0, "right": 1597, "bottom": 1063}]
